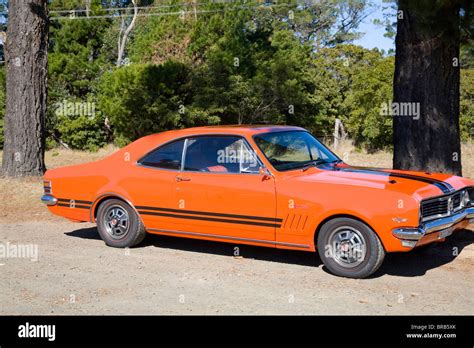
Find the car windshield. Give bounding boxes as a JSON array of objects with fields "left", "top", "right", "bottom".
[{"left": 253, "top": 131, "right": 340, "bottom": 171}]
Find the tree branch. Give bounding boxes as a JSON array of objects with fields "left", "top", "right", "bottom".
[{"left": 117, "top": 0, "right": 138, "bottom": 66}]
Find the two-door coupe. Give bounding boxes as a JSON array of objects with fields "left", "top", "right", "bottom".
[{"left": 41, "top": 126, "right": 474, "bottom": 278}]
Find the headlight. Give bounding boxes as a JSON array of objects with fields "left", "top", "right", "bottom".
[
  {"left": 468, "top": 188, "right": 474, "bottom": 206},
  {"left": 461, "top": 190, "right": 469, "bottom": 207}
]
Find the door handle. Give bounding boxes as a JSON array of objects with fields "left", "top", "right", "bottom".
[{"left": 176, "top": 175, "right": 191, "bottom": 182}]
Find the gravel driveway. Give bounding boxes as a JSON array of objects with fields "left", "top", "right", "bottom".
[{"left": 1, "top": 221, "right": 473, "bottom": 315}]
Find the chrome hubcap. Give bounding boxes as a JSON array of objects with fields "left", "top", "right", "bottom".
[
  {"left": 329, "top": 226, "right": 366, "bottom": 268},
  {"left": 104, "top": 205, "right": 129, "bottom": 239}
]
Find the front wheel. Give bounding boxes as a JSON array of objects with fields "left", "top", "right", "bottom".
[
  {"left": 96, "top": 198, "right": 146, "bottom": 248},
  {"left": 317, "top": 217, "right": 385, "bottom": 278}
]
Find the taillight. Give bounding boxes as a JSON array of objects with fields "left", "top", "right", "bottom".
[{"left": 43, "top": 180, "right": 52, "bottom": 195}]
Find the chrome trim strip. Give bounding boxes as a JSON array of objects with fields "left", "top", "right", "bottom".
[
  {"left": 180, "top": 137, "right": 188, "bottom": 171},
  {"left": 172, "top": 168, "right": 262, "bottom": 176},
  {"left": 41, "top": 195, "right": 58, "bottom": 206},
  {"left": 424, "top": 207, "right": 474, "bottom": 233},
  {"left": 392, "top": 228, "right": 422, "bottom": 240},
  {"left": 147, "top": 228, "right": 311, "bottom": 249},
  {"left": 393, "top": 207, "right": 474, "bottom": 241}
]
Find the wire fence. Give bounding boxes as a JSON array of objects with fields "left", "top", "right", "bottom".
[{"left": 49, "top": 2, "right": 296, "bottom": 21}]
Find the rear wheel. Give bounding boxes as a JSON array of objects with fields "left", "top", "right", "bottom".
[
  {"left": 317, "top": 217, "right": 385, "bottom": 278},
  {"left": 96, "top": 198, "right": 146, "bottom": 248}
]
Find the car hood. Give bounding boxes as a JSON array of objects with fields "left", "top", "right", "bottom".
[{"left": 289, "top": 164, "right": 472, "bottom": 201}]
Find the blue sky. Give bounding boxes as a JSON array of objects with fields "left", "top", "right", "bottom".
[
  {"left": 0, "top": 1, "right": 395, "bottom": 50},
  {"left": 353, "top": 0, "right": 395, "bottom": 52}
]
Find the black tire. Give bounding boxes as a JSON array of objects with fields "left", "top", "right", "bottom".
[
  {"left": 317, "top": 217, "right": 385, "bottom": 278},
  {"left": 96, "top": 198, "right": 146, "bottom": 248}
]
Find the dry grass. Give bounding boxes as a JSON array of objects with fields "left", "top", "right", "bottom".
[
  {"left": 0, "top": 142, "right": 472, "bottom": 223},
  {"left": 462, "top": 142, "right": 474, "bottom": 180},
  {"left": 0, "top": 145, "right": 118, "bottom": 223},
  {"left": 0, "top": 176, "right": 56, "bottom": 222},
  {"left": 330, "top": 140, "right": 474, "bottom": 179},
  {"left": 44, "top": 145, "right": 119, "bottom": 169}
]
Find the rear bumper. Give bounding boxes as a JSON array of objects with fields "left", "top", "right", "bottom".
[
  {"left": 41, "top": 195, "right": 58, "bottom": 206},
  {"left": 392, "top": 207, "right": 474, "bottom": 248}
]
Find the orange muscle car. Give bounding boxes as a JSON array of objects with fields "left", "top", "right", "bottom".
[{"left": 41, "top": 126, "right": 474, "bottom": 278}]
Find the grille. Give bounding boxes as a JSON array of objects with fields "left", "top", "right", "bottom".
[
  {"left": 452, "top": 192, "right": 461, "bottom": 208},
  {"left": 421, "top": 189, "right": 470, "bottom": 221},
  {"left": 421, "top": 199, "right": 448, "bottom": 220}
]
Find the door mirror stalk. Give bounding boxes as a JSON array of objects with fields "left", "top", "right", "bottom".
[{"left": 259, "top": 166, "right": 273, "bottom": 180}]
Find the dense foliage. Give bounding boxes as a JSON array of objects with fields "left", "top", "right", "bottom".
[
  {"left": 0, "top": 0, "right": 471, "bottom": 151},
  {"left": 460, "top": 68, "right": 474, "bottom": 140}
]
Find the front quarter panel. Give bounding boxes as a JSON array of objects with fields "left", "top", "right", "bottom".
[{"left": 274, "top": 174, "right": 420, "bottom": 252}]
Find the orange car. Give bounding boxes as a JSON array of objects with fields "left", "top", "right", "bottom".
[{"left": 41, "top": 126, "right": 474, "bottom": 278}]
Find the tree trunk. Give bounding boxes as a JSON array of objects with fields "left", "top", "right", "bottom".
[
  {"left": 116, "top": 0, "right": 138, "bottom": 66},
  {"left": 192, "top": 0, "right": 197, "bottom": 20},
  {"left": 393, "top": 0, "right": 462, "bottom": 176},
  {"left": 333, "top": 118, "right": 346, "bottom": 149},
  {"left": 85, "top": 0, "right": 91, "bottom": 18},
  {"left": 2, "top": 0, "right": 48, "bottom": 177}
]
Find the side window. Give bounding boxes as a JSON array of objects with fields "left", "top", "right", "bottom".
[
  {"left": 238, "top": 140, "right": 261, "bottom": 173},
  {"left": 138, "top": 139, "right": 185, "bottom": 170},
  {"left": 183, "top": 136, "right": 260, "bottom": 174}
]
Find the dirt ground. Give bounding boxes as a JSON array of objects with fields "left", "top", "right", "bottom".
[
  {"left": 0, "top": 142, "right": 473, "bottom": 315},
  {"left": 0, "top": 221, "right": 473, "bottom": 315}
]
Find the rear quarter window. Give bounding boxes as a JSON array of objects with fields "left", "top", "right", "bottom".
[{"left": 138, "top": 139, "right": 185, "bottom": 170}]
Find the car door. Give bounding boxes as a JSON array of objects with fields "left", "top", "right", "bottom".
[
  {"left": 126, "top": 138, "right": 185, "bottom": 231},
  {"left": 171, "top": 135, "right": 278, "bottom": 242}
]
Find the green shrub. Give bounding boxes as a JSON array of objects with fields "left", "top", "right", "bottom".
[
  {"left": 98, "top": 61, "right": 207, "bottom": 145},
  {"left": 346, "top": 54, "right": 395, "bottom": 152},
  {"left": 460, "top": 69, "right": 474, "bottom": 141},
  {"left": 45, "top": 93, "right": 108, "bottom": 152},
  {"left": 54, "top": 112, "right": 107, "bottom": 152}
]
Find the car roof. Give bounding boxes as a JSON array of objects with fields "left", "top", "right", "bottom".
[
  {"left": 157, "top": 125, "right": 306, "bottom": 137},
  {"left": 113, "top": 125, "right": 308, "bottom": 164}
]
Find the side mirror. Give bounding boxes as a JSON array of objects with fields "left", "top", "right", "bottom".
[{"left": 259, "top": 166, "right": 273, "bottom": 180}]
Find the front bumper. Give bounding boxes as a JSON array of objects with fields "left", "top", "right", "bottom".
[
  {"left": 41, "top": 194, "right": 58, "bottom": 206},
  {"left": 392, "top": 207, "right": 474, "bottom": 248}
]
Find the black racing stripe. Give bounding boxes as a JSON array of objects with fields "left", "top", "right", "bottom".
[
  {"left": 57, "top": 203, "right": 90, "bottom": 209},
  {"left": 385, "top": 172, "right": 452, "bottom": 193},
  {"left": 135, "top": 206, "right": 283, "bottom": 222},
  {"left": 138, "top": 211, "right": 281, "bottom": 228},
  {"left": 442, "top": 181, "right": 455, "bottom": 191},
  {"left": 344, "top": 166, "right": 455, "bottom": 192},
  {"left": 332, "top": 167, "right": 452, "bottom": 194},
  {"left": 57, "top": 198, "right": 93, "bottom": 205}
]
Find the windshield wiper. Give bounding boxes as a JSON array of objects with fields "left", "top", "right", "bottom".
[
  {"left": 301, "top": 158, "right": 343, "bottom": 171},
  {"left": 302, "top": 159, "right": 326, "bottom": 171}
]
